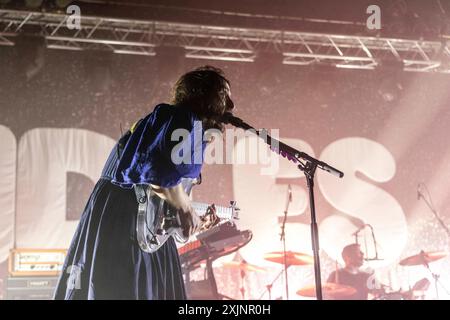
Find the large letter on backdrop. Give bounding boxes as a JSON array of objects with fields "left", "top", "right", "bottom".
[
  {"left": 16, "top": 128, "right": 115, "bottom": 249},
  {"left": 0, "top": 126, "right": 16, "bottom": 263},
  {"left": 317, "top": 137, "right": 408, "bottom": 268}
]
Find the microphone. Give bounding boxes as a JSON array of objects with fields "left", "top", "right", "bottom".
[
  {"left": 351, "top": 224, "right": 367, "bottom": 237},
  {"left": 221, "top": 112, "right": 239, "bottom": 125},
  {"left": 288, "top": 184, "right": 292, "bottom": 202},
  {"left": 221, "top": 112, "right": 250, "bottom": 130}
]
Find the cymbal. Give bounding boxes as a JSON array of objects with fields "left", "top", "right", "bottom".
[
  {"left": 221, "top": 261, "right": 266, "bottom": 272},
  {"left": 264, "top": 251, "right": 314, "bottom": 266},
  {"left": 399, "top": 251, "right": 447, "bottom": 266},
  {"left": 297, "top": 283, "right": 357, "bottom": 299}
]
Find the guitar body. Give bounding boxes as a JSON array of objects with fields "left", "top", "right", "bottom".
[{"left": 134, "top": 178, "right": 238, "bottom": 253}]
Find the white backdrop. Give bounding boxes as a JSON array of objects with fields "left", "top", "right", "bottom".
[
  {"left": 0, "top": 125, "right": 16, "bottom": 263},
  {"left": 0, "top": 128, "right": 114, "bottom": 262}
]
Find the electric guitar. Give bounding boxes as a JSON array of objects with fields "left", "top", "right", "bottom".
[{"left": 133, "top": 178, "right": 239, "bottom": 253}]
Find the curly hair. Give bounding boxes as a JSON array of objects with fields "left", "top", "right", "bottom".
[{"left": 171, "top": 66, "right": 233, "bottom": 131}]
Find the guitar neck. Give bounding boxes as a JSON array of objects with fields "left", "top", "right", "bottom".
[{"left": 191, "top": 202, "right": 233, "bottom": 220}]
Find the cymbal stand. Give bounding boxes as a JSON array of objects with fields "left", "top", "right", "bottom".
[
  {"left": 239, "top": 268, "right": 246, "bottom": 299},
  {"left": 422, "top": 260, "right": 449, "bottom": 300},
  {"left": 257, "top": 267, "right": 287, "bottom": 300}
]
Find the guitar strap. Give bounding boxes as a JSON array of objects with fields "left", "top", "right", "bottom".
[
  {"left": 133, "top": 184, "right": 154, "bottom": 252},
  {"left": 133, "top": 184, "right": 147, "bottom": 208}
]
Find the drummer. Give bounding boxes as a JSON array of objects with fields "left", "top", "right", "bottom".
[{"left": 327, "top": 243, "right": 372, "bottom": 300}]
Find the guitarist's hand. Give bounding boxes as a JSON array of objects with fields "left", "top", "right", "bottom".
[
  {"left": 179, "top": 207, "right": 202, "bottom": 238},
  {"left": 200, "top": 204, "right": 220, "bottom": 231}
]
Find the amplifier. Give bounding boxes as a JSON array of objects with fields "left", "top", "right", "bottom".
[
  {"left": 8, "top": 248, "right": 66, "bottom": 277},
  {"left": 6, "top": 276, "right": 59, "bottom": 300}
]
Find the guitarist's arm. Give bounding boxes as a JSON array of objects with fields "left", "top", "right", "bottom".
[{"left": 150, "top": 183, "right": 202, "bottom": 237}]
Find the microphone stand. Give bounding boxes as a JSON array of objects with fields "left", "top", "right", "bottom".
[
  {"left": 353, "top": 225, "right": 365, "bottom": 245},
  {"left": 257, "top": 268, "right": 285, "bottom": 300},
  {"left": 418, "top": 184, "right": 450, "bottom": 239},
  {"left": 419, "top": 251, "right": 450, "bottom": 300},
  {"left": 417, "top": 184, "right": 450, "bottom": 299},
  {"left": 223, "top": 115, "right": 344, "bottom": 300},
  {"left": 280, "top": 185, "right": 292, "bottom": 300},
  {"left": 258, "top": 186, "right": 292, "bottom": 300},
  {"left": 366, "top": 224, "right": 380, "bottom": 261},
  {"left": 354, "top": 224, "right": 382, "bottom": 262}
]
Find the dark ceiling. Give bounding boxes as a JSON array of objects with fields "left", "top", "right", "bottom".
[{"left": 2, "top": 0, "right": 450, "bottom": 39}]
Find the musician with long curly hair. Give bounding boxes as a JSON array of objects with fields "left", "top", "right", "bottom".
[{"left": 54, "top": 66, "right": 234, "bottom": 300}]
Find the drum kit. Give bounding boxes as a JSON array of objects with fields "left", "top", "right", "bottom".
[
  {"left": 219, "top": 249, "right": 448, "bottom": 300},
  {"left": 367, "top": 250, "right": 448, "bottom": 300},
  {"left": 220, "top": 250, "right": 315, "bottom": 299}
]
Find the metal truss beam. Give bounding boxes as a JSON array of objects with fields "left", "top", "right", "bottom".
[{"left": 1, "top": 9, "right": 450, "bottom": 73}]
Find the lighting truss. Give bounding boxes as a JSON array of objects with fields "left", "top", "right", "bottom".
[{"left": 1, "top": 9, "right": 450, "bottom": 73}]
